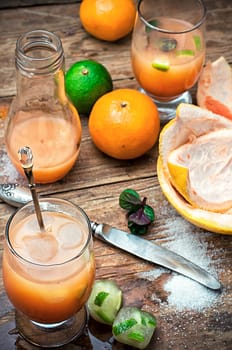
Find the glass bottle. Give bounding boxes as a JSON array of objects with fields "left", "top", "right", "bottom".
[{"left": 5, "top": 30, "right": 82, "bottom": 184}]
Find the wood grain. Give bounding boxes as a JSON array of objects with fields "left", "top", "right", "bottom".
[{"left": 0, "top": 1, "right": 231, "bottom": 349}]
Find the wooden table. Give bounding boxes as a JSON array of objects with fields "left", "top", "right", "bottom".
[{"left": 0, "top": 1, "right": 231, "bottom": 349}]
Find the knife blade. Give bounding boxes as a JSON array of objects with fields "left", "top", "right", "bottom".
[
  {"left": 90, "top": 221, "right": 221, "bottom": 290},
  {"left": 0, "top": 183, "right": 221, "bottom": 290}
]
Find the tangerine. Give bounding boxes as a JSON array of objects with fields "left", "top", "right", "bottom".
[
  {"left": 79, "top": 0, "right": 136, "bottom": 42},
  {"left": 88, "top": 89, "right": 160, "bottom": 160}
]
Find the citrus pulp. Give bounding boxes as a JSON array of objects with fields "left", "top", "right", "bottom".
[
  {"left": 158, "top": 103, "right": 232, "bottom": 234},
  {"left": 197, "top": 56, "right": 232, "bottom": 119}
]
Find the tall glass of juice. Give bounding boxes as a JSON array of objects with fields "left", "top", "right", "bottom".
[
  {"left": 131, "top": 0, "right": 207, "bottom": 123},
  {"left": 2, "top": 198, "right": 95, "bottom": 347}
]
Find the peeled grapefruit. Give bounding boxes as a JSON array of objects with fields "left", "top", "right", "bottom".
[
  {"left": 159, "top": 103, "right": 232, "bottom": 178},
  {"left": 197, "top": 56, "right": 232, "bottom": 119},
  {"left": 167, "top": 128, "right": 232, "bottom": 212},
  {"left": 158, "top": 157, "right": 232, "bottom": 235},
  {"left": 158, "top": 103, "right": 232, "bottom": 234}
]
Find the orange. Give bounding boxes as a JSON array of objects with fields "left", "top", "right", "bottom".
[
  {"left": 79, "top": 0, "right": 136, "bottom": 42},
  {"left": 88, "top": 88, "right": 160, "bottom": 160}
]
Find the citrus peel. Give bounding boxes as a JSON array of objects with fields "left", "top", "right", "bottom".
[
  {"left": 167, "top": 129, "right": 232, "bottom": 212},
  {"left": 158, "top": 157, "right": 232, "bottom": 235},
  {"left": 158, "top": 103, "right": 232, "bottom": 234},
  {"left": 159, "top": 103, "right": 232, "bottom": 174},
  {"left": 197, "top": 56, "right": 232, "bottom": 119}
]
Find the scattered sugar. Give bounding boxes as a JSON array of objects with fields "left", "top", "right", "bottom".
[
  {"left": 138, "top": 268, "right": 166, "bottom": 281},
  {"left": 0, "top": 148, "right": 21, "bottom": 183},
  {"left": 137, "top": 216, "right": 222, "bottom": 312},
  {"left": 164, "top": 275, "right": 219, "bottom": 311}
]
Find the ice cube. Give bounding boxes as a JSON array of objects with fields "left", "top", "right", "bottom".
[
  {"left": 24, "top": 215, "right": 42, "bottom": 234},
  {"left": 57, "top": 222, "right": 85, "bottom": 250},
  {"left": 112, "top": 306, "right": 157, "bottom": 349},
  {"left": 42, "top": 212, "right": 55, "bottom": 232},
  {"left": 23, "top": 234, "right": 58, "bottom": 263}
]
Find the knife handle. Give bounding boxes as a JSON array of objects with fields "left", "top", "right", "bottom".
[
  {"left": 90, "top": 221, "right": 109, "bottom": 244},
  {"left": 90, "top": 221, "right": 102, "bottom": 236}
]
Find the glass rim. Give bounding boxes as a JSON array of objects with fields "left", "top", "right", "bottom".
[
  {"left": 16, "top": 29, "right": 63, "bottom": 61},
  {"left": 5, "top": 197, "right": 93, "bottom": 267},
  {"left": 15, "top": 29, "right": 64, "bottom": 75},
  {"left": 137, "top": 0, "right": 207, "bottom": 34}
]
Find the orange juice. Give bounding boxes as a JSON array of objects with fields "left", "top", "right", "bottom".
[
  {"left": 5, "top": 107, "right": 81, "bottom": 184},
  {"left": 131, "top": 17, "right": 205, "bottom": 100},
  {"left": 3, "top": 208, "right": 95, "bottom": 324}
]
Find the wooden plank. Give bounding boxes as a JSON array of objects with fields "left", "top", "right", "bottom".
[
  {"left": 0, "top": 1, "right": 231, "bottom": 349},
  {"left": 0, "top": 1, "right": 232, "bottom": 98},
  {"left": 0, "top": 0, "right": 81, "bottom": 9}
]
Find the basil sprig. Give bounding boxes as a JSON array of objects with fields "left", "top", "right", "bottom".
[{"left": 119, "top": 189, "right": 155, "bottom": 235}]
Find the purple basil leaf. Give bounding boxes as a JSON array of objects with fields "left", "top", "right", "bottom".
[{"left": 128, "top": 207, "right": 151, "bottom": 225}]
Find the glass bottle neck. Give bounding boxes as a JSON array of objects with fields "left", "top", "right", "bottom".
[
  {"left": 14, "top": 30, "right": 66, "bottom": 105},
  {"left": 15, "top": 30, "right": 64, "bottom": 77}
]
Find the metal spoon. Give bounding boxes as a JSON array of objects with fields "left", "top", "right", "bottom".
[{"left": 18, "top": 146, "right": 45, "bottom": 232}]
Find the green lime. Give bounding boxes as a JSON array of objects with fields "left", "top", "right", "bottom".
[
  {"left": 65, "top": 59, "right": 113, "bottom": 115},
  {"left": 152, "top": 60, "right": 170, "bottom": 71}
]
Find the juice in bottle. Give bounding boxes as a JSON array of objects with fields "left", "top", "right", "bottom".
[{"left": 6, "top": 107, "right": 81, "bottom": 184}]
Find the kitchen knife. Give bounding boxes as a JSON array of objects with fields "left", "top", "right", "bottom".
[
  {"left": 91, "top": 221, "right": 221, "bottom": 290},
  {"left": 0, "top": 183, "right": 221, "bottom": 290}
]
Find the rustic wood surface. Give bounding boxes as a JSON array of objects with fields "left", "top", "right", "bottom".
[{"left": 0, "top": 1, "right": 232, "bottom": 349}]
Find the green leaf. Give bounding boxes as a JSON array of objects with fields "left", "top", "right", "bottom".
[
  {"left": 94, "top": 291, "right": 109, "bottom": 306},
  {"left": 128, "top": 221, "right": 149, "bottom": 235},
  {"left": 176, "top": 49, "right": 195, "bottom": 56},
  {"left": 194, "top": 35, "right": 201, "bottom": 50},
  {"left": 143, "top": 205, "right": 155, "bottom": 222},
  {"left": 157, "top": 38, "right": 177, "bottom": 52},
  {"left": 141, "top": 313, "right": 157, "bottom": 327},
  {"left": 145, "top": 19, "right": 159, "bottom": 33},
  {"left": 119, "top": 189, "right": 155, "bottom": 236},
  {"left": 113, "top": 318, "right": 138, "bottom": 336},
  {"left": 128, "top": 331, "right": 145, "bottom": 342},
  {"left": 119, "top": 189, "right": 141, "bottom": 211}
]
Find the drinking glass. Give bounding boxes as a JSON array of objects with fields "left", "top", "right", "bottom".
[
  {"left": 131, "top": 0, "right": 207, "bottom": 123},
  {"left": 2, "top": 198, "right": 95, "bottom": 347}
]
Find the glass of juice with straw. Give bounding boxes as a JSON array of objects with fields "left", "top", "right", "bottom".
[
  {"left": 131, "top": 0, "right": 207, "bottom": 123},
  {"left": 2, "top": 197, "right": 95, "bottom": 347}
]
